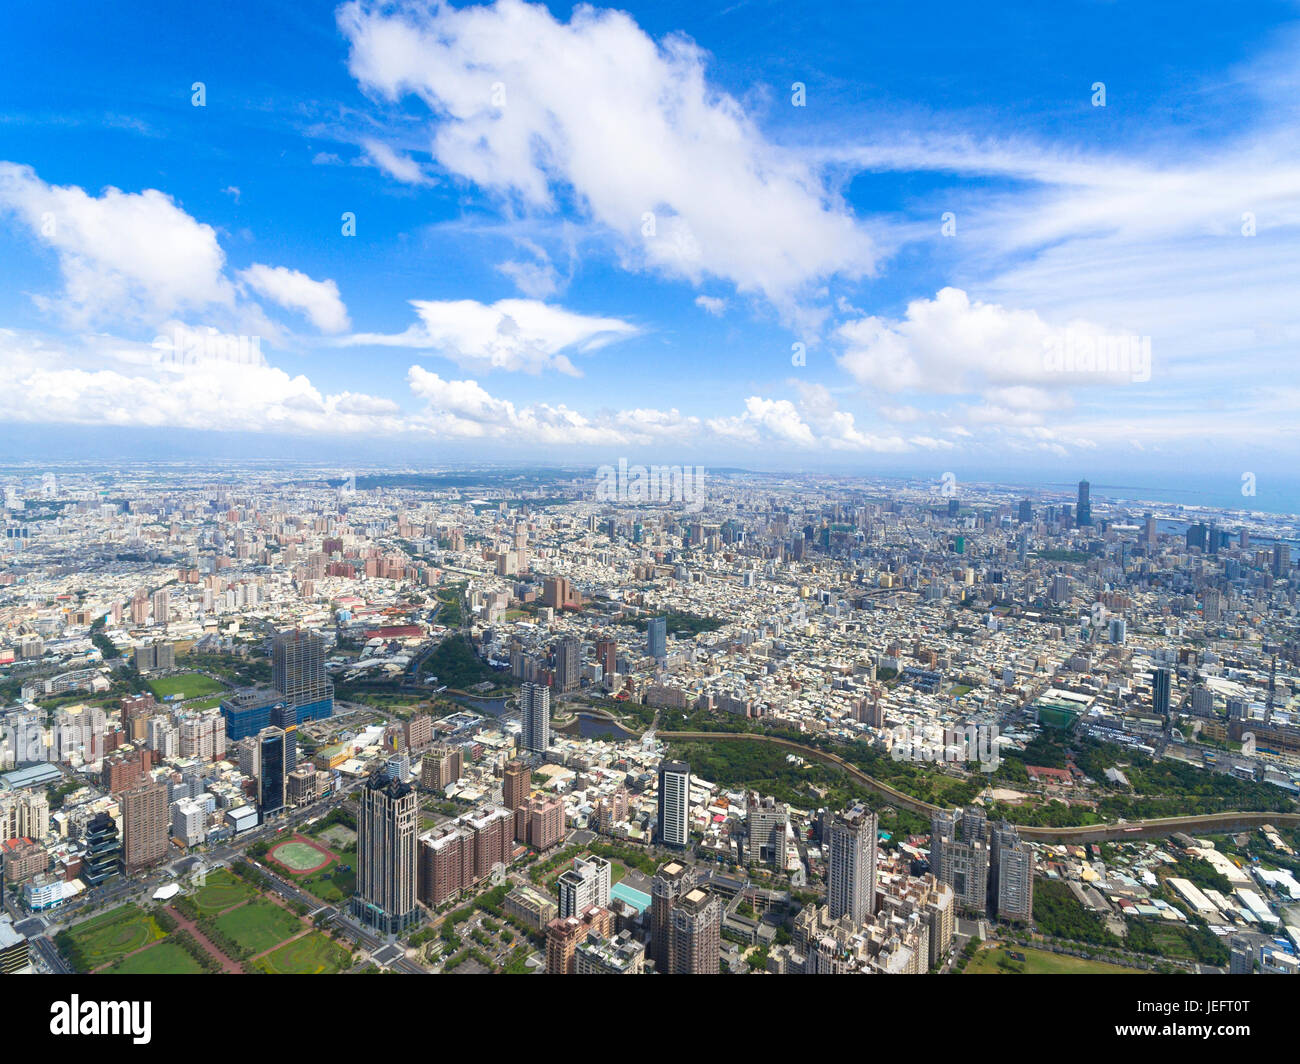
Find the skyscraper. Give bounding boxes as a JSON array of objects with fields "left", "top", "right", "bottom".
[
  {"left": 1017, "top": 499, "right": 1032, "bottom": 524},
  {"left": 81, "top": 812, "right": 120, "bottom": 887},
  {"left": 669, "top": 887, "right": 721, "bottom": 974},
  {"left": 826, "top": 804, "right": 877, "bottom": 924},
  {"left": 272, "top": 628, "right": 334, "bottom": 726},
  {"left": 930, "top": 807, "right": 990, "bottom": 912},
  {"left": 1152, "top": 666, "right": 1172, "bottom": 723},
  {"left": 657, "top": 760, "right": 690, "bottom": 848},
  {"left": 1076, "top": 479, "right": 1091, "bottom": 526},
  {"left": 253, "top": 726, "right": 286, "bottom": 820},
  {"left": 651, "top": 860, "right": 695, "bottom": 970},
  {"left": 554, "top": 637, "right": 581, "bottom": 694},
  {"left": 990, "top": 822, "right": 1034, "bottom": 923},
  {"left": 354, "top": 771, "right": 421, "bottom": 934},
  {"left": 646, "top": 616, "right": 667, "bottom": 659},
  {"left": 120, "top": 780, "right": 168, "bottom": 873},
  {"left": 519, "top": 681, "right": 551, "bottom": 755}
]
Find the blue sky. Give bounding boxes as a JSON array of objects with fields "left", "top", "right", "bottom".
[{"left": 2, "top": 0, "right": 1299, "bottom": 488}]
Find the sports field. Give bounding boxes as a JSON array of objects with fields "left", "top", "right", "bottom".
[
  {"left": 253, "top": 931, "right": 351, "bottom": 974},
  {"left": 111, "top": 941, "right": 205, "bottom": 975},
  {"left": 269, "top": 837, "right": 333, "bottom": 874},
  {"left": 190, "top": 868, "right": 258, "bottom": 914},
  {"left": 61, "top": 905, "right": 165, "bottom": 970},
  {"left": 147, "top": 672, "right": 225, "bottom": 700},
  {"left": 965, "top": 944, "right": 1144, "bottom": 975},
  {"left": 213, "top": 899, "right": 303, "bottom": 955}
]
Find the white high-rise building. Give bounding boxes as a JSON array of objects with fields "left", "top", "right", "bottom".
[
  {"left": 520, "top": 681, "right": 550, "bottom": 755},
  {"left": 657, "top": 760, "right": 691, "bottom": 848},
  {"left": 557, "top": 854, "right": 611, "bottom": 918}
]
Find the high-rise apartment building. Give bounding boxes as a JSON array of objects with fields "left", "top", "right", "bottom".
[
  {"left": 656, "top": 760, "right": 690, "bottom": 848},
  {"left": 120, "top": 780, "right": 168, "bottom": 872},
  {"left": 743, "top": 792, "right": 788, "bottom": 867},
  {"left": 553, "top": 638, "right": 581, "bottom": 694},
  {"left": 990, "top": 822, "right": 1034, "bottom": 923},
  {"left": 520, "top": 681, "right": 551, "bottom": 754},
  {"left": 354, "top": 771, "right": 420, "bottom": 934},
  {"left": 930, "top": 807, "right": 990, "bottom": 913},
  {"left": 669, "top": 887, "right": 721, "bottom": 974},
  {"left": 80, "top": 812, "right": 120, "bottom": 887},
  {"left": 651, "top": 860, "right": 695, "bottom": 970},
  {"left": 502, "top": 758, "right": 532, "bottom": 814},
  {"left": 557, "top": 854, "right": 611, "bottom": 918},
  {"left": 827, "top": 805, "right": 877, "bottom": 924}
]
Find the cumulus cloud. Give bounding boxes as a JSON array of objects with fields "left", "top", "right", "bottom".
[
  {"left": 694, "top": 295, "right": 726, "bottom": 316},
  {"left": 346, "top": 297, "right": 638, "bottom": 375},
  {"left": 239, "top": 264, "right": 351, "bottom": 333},
  {"left": 0, "top": 161, "right": 234, "bottom": 326},
  {"left": 338, "top": 0, "right": 876, "bottom": 310},
  {"left": 836, "top": 287, "right": 1141, "bottom": 394}
]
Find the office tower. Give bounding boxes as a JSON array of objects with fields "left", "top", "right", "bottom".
[
  {"left": 1076, "top": 479, "right": 1091, "bottom": 526},
  {"left": 1108, "top": 617, "right": 1127, "bottom": 645},
  {"left": 502, "top": 758, "right": 532, "bottom": 813},
  {"left": 656, "top": 760, "right": 691, "bottom": 848},
  {"left": 80, "top": 812, "right": 120, "bottom": 887},
  {"left": 929, "top": 808, "right": 990, "bottom": 912},
  {"left": 1152, "top": 667, "right": 1172, "bottom": 722},
  {"left": 826, "top": 805, "right": 877, "bottom": 924},
  {"left": 269, "top": 701, "right": 297, "bottom": 773},
  {"left": 120, "top": 780, "right": 168, "bottom": 873},
  {"left": 669, "top": 887, "right": 721, "bottom": 974},
  {"left": 744, "top": 792, "right": 788, "bottom": 867},
  {"left": 252, "top": 727, "right": 286, "bottom": 820},
  {"left": 1017, "top": 499, "right": 1032, "bottom": 524},
  {"left": 1144, "top": 512, "right": 1157, "bottom": 546},
  {"left": 271, "top": 628, "right": 334, "bottom": 726},
  {"left": 558, "top": 854, "right": 612, "bottom": 918},
  {"left": 150, "top": 589, "right": 169, "bottom": 624},
  {"left": 553, "top": 637, "right": 581, "bottom": 694},
  {"left": 651, "top": 860, "right": 696, "bottom": 970},
  {"left": 520, "top": 681, "right": 551, "bottom": 754},
  {"left": 354, "top": 771, "right": 420, "bottom": 934},
  {"left": 403, "top": 713, "right": 433, "bottom": 752},
  {"left": 990, "top": 822, "right": 1034, "bottom": 923},
  {"left": 1187, "top": 522, "right": 1208, "bottom": 550},
  {"left": 646, "top": 616, "right": 667, "bottom": 659},
  {"left": 1203, "top": 589, "right": 1223, "bottom": 624}
]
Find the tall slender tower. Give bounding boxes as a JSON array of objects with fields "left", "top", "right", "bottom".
[
  {"left": 520, "top": 682, "right": 551, "bottom": 755},
  {"left": 657, "top": 760, "right": 691, "bottom": 848},
  {"left": 1076, "top": 479, "right": 1092, "bottom": 527},
  {"left": 826, "top": 805, "right": 877, "bottom": 924},
  {"left": 353, "top": 771, "right": 420, "bottom": 935}
]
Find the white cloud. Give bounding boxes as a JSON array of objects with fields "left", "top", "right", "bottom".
[
  {"left": 338, "top": 0, "right": 876, "bottom": 311},
  {"left": 694, "top": 295, "right": 726, "bottom": 316},
  {"left": 346, "top": 297, "right": 638, "bottom": 375},
  {"left": 0, "top": 161, "right": 234, "bottom": 326},
  {"left": 360, "top": 138, "right": 434, "bottom": 186},
  {"left": 239, "top": 264, "right": 351, "bottom": 334}
]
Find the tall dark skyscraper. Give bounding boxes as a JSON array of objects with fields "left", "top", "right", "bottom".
[
  {"left": 353, "top": 771, "right": 420, "bottom": 935},
  {"left": 254, "top": 726, "right": 286, "bottom": 820},
  {"left": 272, "top": 628, "right": 334, "bottom": 726},
  {"left": 1152, "top": 667, "right": 1172, "bottom": 723},
  {"left": 657, "top": 760, "right": 691, "bottom": 848},
  {"left": 1076, "top": 479, "right": 1091, "bottom": 526},
  {"left": 1017, "top": 499, "right": 1032, "bottom": 524}
]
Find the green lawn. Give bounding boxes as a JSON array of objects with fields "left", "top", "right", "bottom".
[
  {"left": 61, "top": 905, "right": 165, "bottom": 970},
  {"left": 212, "top": 900, "right": 303, "bottom": 955},
  {"left": 298, "top": 861, "right": 356, "bottom": 905},
  {"left": 253, "top": 931, "right": 351, "bottom": 974},
  {"left": 110, "top": 941, "right": 205, "bottom": 974},
  {"left": 147, "top": 672, "right": 226, "bottom": 700},
  {"left": 191, "top": 868, "right": 257, "bottom": 915},
  {"left": 965, "top": 944, "right": 1145, "bottom": 975}
]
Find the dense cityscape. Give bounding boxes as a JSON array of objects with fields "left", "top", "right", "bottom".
[{"left": 1, "top": 464, "right": 1297, "bottom": 978}]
